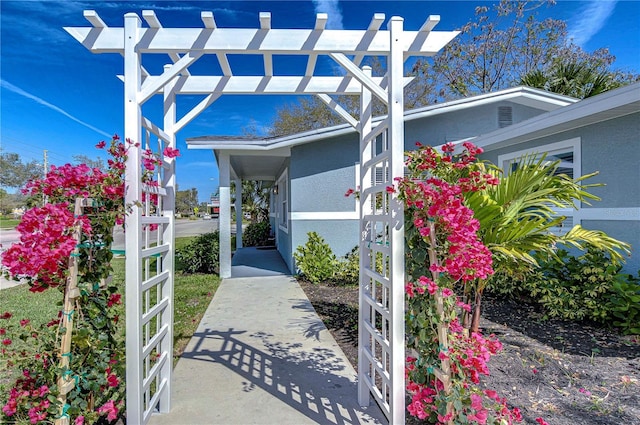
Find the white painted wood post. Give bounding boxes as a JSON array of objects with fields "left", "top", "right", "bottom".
[
  {"left": 358, "top": 65, "right": 373, "bottom": 407},
  {"left": 219, "top": 153, "right": 232, "bottom": 278},
  {"left": 235, "top": 178, "right": 243, "bottom": 249},
  {"left": 123, "top": 12, "right": 144, "bottom": 425},
  {"left": 160, "top": 63, "right": 176, "bottom": 413},
  {"left": 388, "top": 16, "right": 406, "bottom": 425}
]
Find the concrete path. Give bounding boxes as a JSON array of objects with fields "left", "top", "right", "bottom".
[{"left": 149, "top": 248, "right": 386, "bottom": 425}]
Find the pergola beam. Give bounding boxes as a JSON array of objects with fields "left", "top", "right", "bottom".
[
  {"left": 138, "top": 51, "right": 203, "bottom": 104},
  {"left": 64, "top": 24, "right": 459, "bottom": 56},
  {"left": 330, "top": 53, "right": 388, "bottom": 103},
  {"left": 317, "top": 94, "right": 358, "bottom": 129},
  {"left": 126, "top": 75, "right": 412, "bottom": 95},
  {"left": 143, "top": 10, "right": 191, "bottom": 76},
  {"left": 353, "top": 13, "right": 386, "bottom": 67},
  {"left": 174, "top": 92, "right": 222, "bottom": 133}
]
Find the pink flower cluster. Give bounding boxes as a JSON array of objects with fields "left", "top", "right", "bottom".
[
  {"left": 1, "top": 203, "right": 91, "bottom": 292},
  {"left": 400, "top": 177, "right": 494, "bottom": 282},
  {"left": 406, "top": 357, "right": 523, "bottom": 424},
  {"left": 1, "top": 370, "right": 50, "bottom": 423}
]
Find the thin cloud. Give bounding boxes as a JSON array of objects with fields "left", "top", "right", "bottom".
[
  {"left": 312, "top": 0, "right": 344, "bottom": 30},
  {"left": 568, "top": 0, "right": 618, "bottom": 47},
  {"left": 1, "top": 79, "right": 111, "bottom": 138}
]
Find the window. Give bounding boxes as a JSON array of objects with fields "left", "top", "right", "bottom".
[
  {"left": 498, "top": 138, "right": 581, "bottom": 235},
  {"left": 276, "top": 169, "right": 288, "bottom": 232}
]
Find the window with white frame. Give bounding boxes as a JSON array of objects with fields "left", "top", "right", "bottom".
[
  {"left": 277, "top": 169, "right": 288, "bottom": 232},
  {"left": 498, "top": 138, "right": 581, "bottom": 235}
]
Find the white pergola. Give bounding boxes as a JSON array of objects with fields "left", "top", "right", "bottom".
[{"left": 66, "top": 10, "right": 457, "bottom": 424}]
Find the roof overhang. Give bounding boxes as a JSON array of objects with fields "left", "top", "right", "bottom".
[
  {"left": 188, "top": 85, "right": 578, "bottom": 153},
  {"left": 471, "top": 83, "right": 640, "bottom": 153}
]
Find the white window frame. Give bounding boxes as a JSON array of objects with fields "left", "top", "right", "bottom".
[
  {"left": 498, "top": 138, "right": 581, "bottom": 234},
  {"left": 276, "top": 169, "right": 289, "bottom": 233}
]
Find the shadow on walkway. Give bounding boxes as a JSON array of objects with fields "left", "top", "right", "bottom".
[{"left": 149, "top": 249, "right": 385, "bottom": 425}]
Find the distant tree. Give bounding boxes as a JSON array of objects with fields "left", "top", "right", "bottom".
[
  {"left": 411, "top": 0, "right": 637, "bottom": 104},
  {"left": 268, "top": 0, "right": 638, "bottom": 136},
  {"left": 175, "top": 188, "right": 198, "bottom": 214},
  {"left": 73, "top": 154, "right": 106, "bottom": 170},
  {"left": 0, "top": 190, "right": 26, "bottom": 215},
  {"left": 232, "top": 180, "right": 270, "bottom": 222},
  {"left": 0, "top": 151, "right": 41, "bottom": 189}
]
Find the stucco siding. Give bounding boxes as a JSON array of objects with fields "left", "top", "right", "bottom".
[
  {"left": 481, "top": 113, "right": 640, "bottom": 209},
  {"left": 290, "top": 219, "right": 359, "bottom": 273},
  {"left": 582, "top": 220, "right": 640, "bottom": 273},
  {"left": 290, "top": 133, "right": 359, "bottom": 212},
  {"left": 404, "top": 102, "right": 547, "bottom": 147}
]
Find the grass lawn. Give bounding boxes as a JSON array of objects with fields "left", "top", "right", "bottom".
[
  {"left": 0, "top": 236, "right": 220, "bottom": 372},
  {"left": 0, "top": 217, "right": 19, "bottom": 229}
]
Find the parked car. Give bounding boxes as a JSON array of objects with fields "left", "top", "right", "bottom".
[{"left": 202, "top": 214, "right": 212, "bottom": 220}]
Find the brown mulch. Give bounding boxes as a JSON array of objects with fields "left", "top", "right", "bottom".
[{"left": 300, "top": 281, "right": 640, "bottom": 425}]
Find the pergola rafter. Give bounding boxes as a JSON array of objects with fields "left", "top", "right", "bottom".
[{"left": 65, "top": 9, "right": 458, "bottom": 425}]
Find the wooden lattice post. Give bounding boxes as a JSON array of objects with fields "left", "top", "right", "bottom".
[{"left": 55, "top": 198, "right": 84, "bottom": 425}]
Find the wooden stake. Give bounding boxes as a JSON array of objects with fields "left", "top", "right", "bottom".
[{"left": 55, "top": 198, "right": 84, "bottom": 425}]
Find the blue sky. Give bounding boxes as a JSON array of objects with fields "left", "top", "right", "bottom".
[{"left": 2, "top": 0, "right": 639, "bottom": 202}]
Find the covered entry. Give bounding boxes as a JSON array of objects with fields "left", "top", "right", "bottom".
[{"left": 66, "top": 9, "right": 457, "bottom": 424}]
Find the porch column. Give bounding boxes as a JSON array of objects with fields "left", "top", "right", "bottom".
[
  {"left": 219, "top": 153, "right": 232, "bottom": 278},
  {"left": 234, "top": 178, "right": 243, "bottom": 249}
]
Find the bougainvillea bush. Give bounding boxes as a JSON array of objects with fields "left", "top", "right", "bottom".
[
  {"left": 396, "top": 142, "right": 532, "bottom": 424},
  {"left": 0, "top": 136, "right": 181, "bottom": 424}
]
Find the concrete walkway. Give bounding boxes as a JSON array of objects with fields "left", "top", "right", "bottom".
[{"left": 149, "top": 247, "right": 386, "bottom": 425}]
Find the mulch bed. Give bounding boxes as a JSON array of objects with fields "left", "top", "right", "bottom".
[{"left": 300, "top": 281, "right": 640, "bottom": 425}]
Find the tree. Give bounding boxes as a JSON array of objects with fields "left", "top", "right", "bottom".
[
  {"left": 233, "top": 180, "right": 270, "bottom": 222},
  {"left": 73, "top": 154, "right": 106, "bottom": 170},
  {"left": 269, "top": 0, "right": 638, "bottom": 135},
  {"left": 0, "top": 151, "right": 41, "bottom": 189},
  {"left": 175, "top": 188, "right": 198, "bottom": 214}
]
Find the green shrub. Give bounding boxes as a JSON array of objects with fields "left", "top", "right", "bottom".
[
  {"left": 176, "top": 231, "right": 220, "bottom": 274},
  {"left": 526, "top": 249, "right": 623, "bottom": 322},
  {"left": 607, "top": 273, "right": 640, "bottom": 334},
  {"left": 294, "top": 232, "right": 336, "bottom": 283},
  {"left": 242, "top": 221, "right": 272, "bottom": 247},
  {"left": 333, "top": 246, "right": 360, "bottom": 286}
]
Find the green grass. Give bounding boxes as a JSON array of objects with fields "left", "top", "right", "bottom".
[
  {"left": 0, "top": 217, "right": 19, "bottom": 229},
  {"left": 0, "top": 236, "right": 220, "bottom": 371}
]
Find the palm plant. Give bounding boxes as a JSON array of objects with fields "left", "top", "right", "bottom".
[
  {"left": 462, "top": 153, "right": 630, "bottom": 331},
  {"left": 238, "top": 180, "right": 270, "bottom": 222},
  {"left": 520, "top": 60, "right": 622, "bottom": 99}
]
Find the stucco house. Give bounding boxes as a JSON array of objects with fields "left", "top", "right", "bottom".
[{"left": 188, "top": 83, "right": 640, "bottom": 274}]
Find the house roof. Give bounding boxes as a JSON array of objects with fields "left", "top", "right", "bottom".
[
  {"left": 187, "top": 86, "right": 580, "bottom": 180},
  {"left": 470, "top": 82, "right": 640, "bottom": 153},
  {"left": 187, "top": 85, "right": 577, "bottom": 152}
]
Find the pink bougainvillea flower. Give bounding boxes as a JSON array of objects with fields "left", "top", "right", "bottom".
[
  {"left": 97, "top": 400, "right": 119, "bottom": 421},
  {"left": 19, "top": 319, "right": 30, "bottom": 327},
  {"left": 1, "top": 312, "right": 12, "bottom": 319},
  {"left": 535, "top": 418, "right": 549, "bottom": 425},
  {"left": 75, "top": 416, "right": 85, "bottom": 425},
  {"left": 95, "top": 141, "right": 106, "bottom": 149},
  {"left": 2, "top": 338, "right": 12, "bottom": 346},
  {"left": 163, "top": 146, "right": 181, "bottom": 158}
]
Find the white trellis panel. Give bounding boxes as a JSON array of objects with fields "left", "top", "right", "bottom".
[
  {"left": 66, "top": 9, "right": 457, "bottom": 425},
  {"left": 122, "top": 13, "right": 176, "bottom": 425},
  {"left": 357, "top": 18, "right": 406, "bottom": 423}
]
